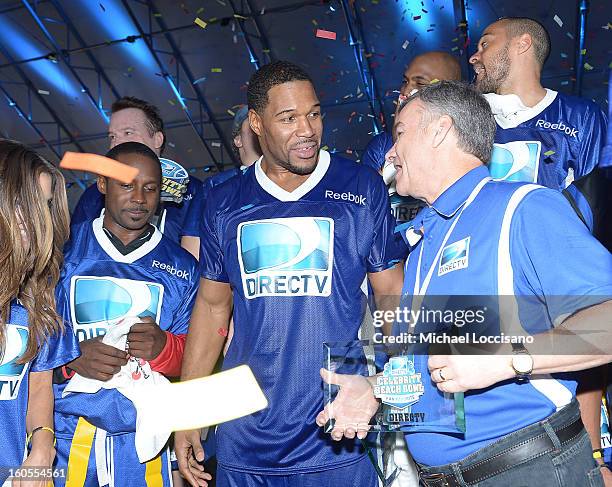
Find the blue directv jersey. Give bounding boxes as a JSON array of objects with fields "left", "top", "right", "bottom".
[
  {"left": 361, "top": 131, "right": 425, "bottom": 226},
  {"left": 182, "top": 168, "right": 244, "bottom": 237},
  {"left": 488, "top": 89, "right": 607, "bottom": 190},
  {"left": 0, "top": 300, "right": 79, "bottom": 475},
  {"left": 397, "top": 165, "right": 612, "bottom": 466},
  {"left": 71, "top": 176, "right": 203, "bottom": 244},
  {"left": 54, "top": 216, "right": 198, "bottom": 438},
  {"left": 200, "top": 150, "right": 403, "bottom": 474},
  {"left": 362, "top": 131, "right": 393, "bottom": 172}
]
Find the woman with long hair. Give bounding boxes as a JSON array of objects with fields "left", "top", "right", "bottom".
[{"left": 0, "top": 139, "right": 79, "bottom": 486}]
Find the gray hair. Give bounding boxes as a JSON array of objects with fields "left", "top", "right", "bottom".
[{"left": 399, "top": 80, "right": 496, "bottom": 163}]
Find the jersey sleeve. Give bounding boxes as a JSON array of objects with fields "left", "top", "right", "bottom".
[
  {"left": 31, "top": 287, "right": 80, "bottom": 372},
  {"left": 362, "top": 132, "right": 392, "bottom": 172},
  {"left": 70, "top": 184, "right": 104, "bottom": 227},
  {"left": 199, "top": 189, "right": 229, "bottom": 282},
  {"left": 366, "top": 174, "right": 405, "bottom": 273},
  {"left": 509, "top": 188, "right": 612, "bottom": 328},
  {"left": 167, "top": 257, "right": 199, "bottom": 334},
  {"left": 181, "top": 179, "right": 206, "bottom": 237},
  {"left": 576, "top": 104, "right": 608, "bottom": 177}
]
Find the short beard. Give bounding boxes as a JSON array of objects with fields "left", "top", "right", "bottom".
[
  {"left": 475, "top": 44, "right": 510, "bottom": 94},
  {"left": 275, "top": 156, "right": 318, "bottom": 176}
]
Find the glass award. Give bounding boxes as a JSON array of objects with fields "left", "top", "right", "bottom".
[{"left": 323, "top": 339, "right": 465, "bottom": 434}]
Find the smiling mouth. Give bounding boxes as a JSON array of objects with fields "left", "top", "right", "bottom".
[{"left": 291, "top": 142, "right": 318, "bottom": 158}]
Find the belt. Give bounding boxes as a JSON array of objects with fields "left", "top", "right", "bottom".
[{"left": 419, "top": 416, "right": 584, "bottom": 487}]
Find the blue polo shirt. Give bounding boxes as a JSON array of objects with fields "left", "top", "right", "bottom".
[{"left": 398, "top": 165, "right": 612, "bottom": 466}]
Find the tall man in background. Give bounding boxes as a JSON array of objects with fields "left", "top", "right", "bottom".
[{"left": 470, "top": 17, "right": 609, "bottom": 482}]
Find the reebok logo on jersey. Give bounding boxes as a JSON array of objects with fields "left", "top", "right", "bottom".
[
  {"left": 237, "top": 217, "right": 334, "bottom": 299},
  {"left": 71, "top": 276, "right": 163, "bottom": 342},
  {"left": 535, "top": 119, "right": 578, "bottom": 137},
  {"left": 325, "top": 190, "right": 366, "bottom": 205},
  {"left": 152, "top": 260, "right": 190, "bottom": 280},
  {"left": 438, "top": 237, "right": 470, "bottom": 276},
  {"left": 0, "top": 325, "right": 29, "bottom": 400}
]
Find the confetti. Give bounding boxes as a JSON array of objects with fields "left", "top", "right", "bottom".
[
  {"left": 429, "top": 78, "right": 439, "bottom": 84},
  {"left": 194, "top": 17, "right": 207, "bottom": 29},
  {"left": 584, "top": 63, "right": 593, "bottom": 71},
  {"left": 193, "top": 76, "right": 207, "bottom": 85},
  {"left": 566, "top": 32, "right": 574, "bottom": 39},
  {"left": 560, "top": 52, "right": 568, "bottom": 58},
  {"left": 402, "top": 40, "right": 409, "bottom": 49},
  {"left": 211, "top": 68, "right": 222, "bottom": 72},
  {"left": 413, "top": 15, "right": 421, "bottom": 20},
  {"left": 99, "top": 3, "right": 105, "bottom": 12},
  {"left": 543, "top": 150, "right": 555, "bottom": 156},
  {"left": 227, "top": 109, "right": 235, "bottom": 116},
  {"left": 580, "top": 49, "right": 587, "bottom": 55},
  {"left": 211, "top": 142, "right": 221, "bottom": 147},
  {"left": 315, "top": 29, "right": 337, "bottom": 40},
  {"left": 196, "top": 7, "right": 204, "bottom": 14},
  {"left": 168, "top": 99, "right": 176, "bottom": 106},
  {"left": 553, "top": 15, "right": 563, "bottom": 27},
  {"left": 60, "top": 152, "right": 138, "bottom": 184},
  {"left": 37, "top": 89, "right": 50, "bottom": 95},
  {"left": 233, "top": 14, "right": 247, "bottom": 19}
]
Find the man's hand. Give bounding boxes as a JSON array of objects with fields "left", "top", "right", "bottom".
[
  {"left": 601, "top": 465, "right": 612, "bottom": 487},
  {"left": 69, "top": 337, "right": 129, "bottom": 381},
  {"left": 428, "top": 354, "right": 514, "bottom": 393},
  {"left": 127, "top": 316, "right": 167, "bottom": 361},
  {"left": 316, "top": 368, "right": 379, "bottom": 441},
  {"left": 175, "top": 429, "right": 212, "bottom": 487}
]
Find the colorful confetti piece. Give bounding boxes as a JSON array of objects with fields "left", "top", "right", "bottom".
[
  {"left": 544, "top": 150, "right": 555, "bottom": 156},
  {"left": 553, "top": 15, "right": 563, "bottom": 27},
  {"left": 211, "top": 68, "right": 222, "bottom": 72},
  {"left": 194, "top": 17, "right": 207, "bottom": 29},
  {"left": 315, "top": 29, "right": 337, "bottom": 40}
]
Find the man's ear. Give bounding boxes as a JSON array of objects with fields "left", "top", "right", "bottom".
[
  {"left": 248, "top": 109, "right": 263, "bottom": 137},
  {"left": 97, "top": 175, "right": 107, "bottom": 195},
  {"left": 515, "top": 33, "right": 532, "bottom": 57},
  {"left": 432, "top": 115, "right": 453, "bottom": 148},
  {"left": 233, "top": 134, "right": 243, "bottom": 149},
  {"left": 153, "top": 131, "right": 164, "bottom": 152}
]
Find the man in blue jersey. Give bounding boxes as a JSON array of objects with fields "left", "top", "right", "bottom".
[
  {"left": 470, "top": 17, "right": 607, "bottom": 190},
  {"left": 71, "top": 96, "right": 202, "bottom": 244},
  {"left": 174, "top": 60, "right": 404, "bottom": 487},
  {"left": 181, "top": 105, "right": 261, "bottom": 260},
  {"left": 53, "top": 142, "right": 200, "bottom": 487},
  {"left": 362, "top": 52, "right": 461, "bottom": 228},
  {"left": 320, "top": 80, "right": 612, "bottom": 486}
]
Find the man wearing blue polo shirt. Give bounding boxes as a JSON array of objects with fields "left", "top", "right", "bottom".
[{"left": 320, "top": 80, "right": 612, "bottom": 486}]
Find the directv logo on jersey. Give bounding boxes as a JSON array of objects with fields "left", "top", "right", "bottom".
[
  {"left": 0, "top": 325, "right": 29, "bottom": 400},
  {"left": 535, "top": 119, "right": 578, "bottom": 137},
  {"left": 438, "top": 237, "right": 470, "bottom": 276},
  {"left": 489, "top": 141, "right": 541, "bottom": 183},
  {"left": 325, "top": 190, "right": 366, "bottom": 205},
  {"left": 237, "top": 217, "right": 334, "bottom": 299},
  {"left": 70, "top": 276, "right": 163, "bottom": 342},
  {"left": 152, "top": 260, "right": 189, "bottom": 280}
]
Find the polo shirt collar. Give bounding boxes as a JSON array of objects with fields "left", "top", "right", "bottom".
[{"left": 430, "top": 165, "right": 490, "bottom": 218}]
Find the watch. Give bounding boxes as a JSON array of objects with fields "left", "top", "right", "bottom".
[{"left": 511, "top": 343, "right": 533, "bottom": 381}]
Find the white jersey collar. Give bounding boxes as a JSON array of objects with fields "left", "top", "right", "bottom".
[
  {"left": 484, "top": 89, "right": 557, "bottom": 129},
  {"left": 255, "top": 149, "right": 331, "bottom": 202},
  {"left": 92, "top": 211, "right": 163, "bottom": 264}
]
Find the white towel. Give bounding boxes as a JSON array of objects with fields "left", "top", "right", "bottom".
[{"left": 63, "top": 317, "right": 170, "bottom": 463}]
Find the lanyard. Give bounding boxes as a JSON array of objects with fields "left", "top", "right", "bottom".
[{"left": 413, "top": 177, "right": 491, "bottom": 297}]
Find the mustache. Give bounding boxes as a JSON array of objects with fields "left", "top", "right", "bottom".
[
  {"left": 291, "top": 139, "right": 318, "bottom": 149},
  {"left": 126, "top": 205, "right": 148, "bottom": 212}
]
